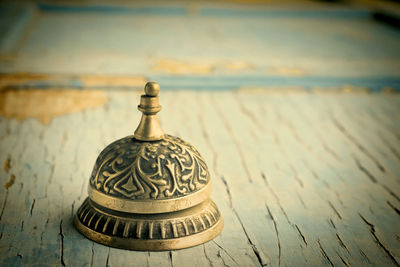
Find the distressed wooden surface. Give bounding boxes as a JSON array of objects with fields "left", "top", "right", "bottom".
[
  {"left": 1, "top": 2, "right": 400, "bottom": 88},
  {"left": 0, "top": 89, "right": 399, "bottom": 266},
  {"left": 1, "top": 1, "right": 400, "bottom": 266}
]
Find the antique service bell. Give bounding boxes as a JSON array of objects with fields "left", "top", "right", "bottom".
[{"left": 74, "top": 82, "right": 223, "bottom": 250}]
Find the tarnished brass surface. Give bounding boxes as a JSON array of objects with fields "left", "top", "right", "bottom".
[
  {"left": 75, "top": 198, "right": 223, "bottom": 251},
  {"left": 89, "top": 134, "right": 211, "bottom": 210},
  {"left": 74, "top": 82, "right": 223, "bottom": 250},
  {"left": 134, "top": 82, "right": 164, "bottom": 141},
  {"left": 89, "top": 183, "right": 211, "bottom": 214}
]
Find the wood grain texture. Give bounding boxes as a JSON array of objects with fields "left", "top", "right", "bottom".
[{"left": 0, "top": 90, "right": 399, "bottom": 266}]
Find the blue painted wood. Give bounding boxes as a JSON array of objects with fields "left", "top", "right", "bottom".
[
  {"left": 149, "top": 75, "right": 400, "bottom": 92},
  {"left": 38, "top": 3, "right": 372, "bottom": 19},
  {"left": 4, "top": 74, "right": 399, "bottom": 92},
  {"left": 1, "top": 2, "right": 400, "bottom": 91},
  {"left": 38, "top": 3, "right": 187, "bottom": 16},
  {"left": 0, "top": 90, "right": 399, "bottom": 266}
]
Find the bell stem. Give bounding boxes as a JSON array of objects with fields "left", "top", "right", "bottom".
[{"left": 134, "top": 82, "right": 165, "bottom": 141}]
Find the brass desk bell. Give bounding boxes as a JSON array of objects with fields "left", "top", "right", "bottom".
[{"left": 74, "top": 82, "right": 223, "bottom": 250}]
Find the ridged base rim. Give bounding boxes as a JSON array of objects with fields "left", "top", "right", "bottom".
[{"left": 74, "top": 197, "right": 223, "bottom": 251}]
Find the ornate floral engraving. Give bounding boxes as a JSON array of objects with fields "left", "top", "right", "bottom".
[{"left": 89, "top": 135, "right": 209, "bottom": 199}]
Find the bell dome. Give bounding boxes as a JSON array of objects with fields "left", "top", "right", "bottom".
[
  {"left": 74, "top": 82, "right": 223, "bottom": 251},
  {"left": 88, "top": 134, "right": 211, "bottom": 213}
]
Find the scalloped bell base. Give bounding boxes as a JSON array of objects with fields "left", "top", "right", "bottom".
[{"left": 74, "top": 198, "right": 223, "bottom": 251}]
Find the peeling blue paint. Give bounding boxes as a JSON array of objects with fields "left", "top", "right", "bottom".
[
  {"left": 37, "top": 3, "right": 372, "bottom": 20},
  {"left": 149, "top": 75, "right": 400, "bottom": 92},
  {"left": 38, "top": 3, "right": 187, "bottom": 16},
  {"left": 4, "top": 75, "right": 399, "bottom": 92}
]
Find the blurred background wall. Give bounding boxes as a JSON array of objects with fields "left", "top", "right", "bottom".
[{"left": 0, "top": 0, "right": 400, "bottom": 92}]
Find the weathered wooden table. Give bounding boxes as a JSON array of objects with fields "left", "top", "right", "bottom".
[
  {"left": 0, "top": 88, "right": 399, "bottom": 266},
  {"left": 1, "top": 1, "right": 400, "bottom": 266}
]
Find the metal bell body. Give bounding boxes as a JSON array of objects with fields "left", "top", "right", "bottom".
[{"left": 74, "top": 82, "right": 223, "bottom": 251}]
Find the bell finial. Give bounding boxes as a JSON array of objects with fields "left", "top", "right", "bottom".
[
  {"left": 144, "top": 82, "right": 160, "bottom": 96},
  {"left": 134, "top": 82, "right": 165, "bottom": 141}
]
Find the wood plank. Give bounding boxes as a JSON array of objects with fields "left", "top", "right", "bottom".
[
  {"left": 0, "top": 90, "right": 399, "bottom": 266},
  {"left": 2, "top": 2, "right": 400, "bottom": 81}
]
